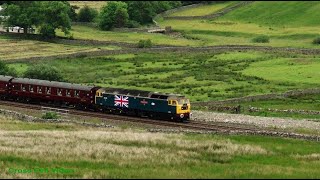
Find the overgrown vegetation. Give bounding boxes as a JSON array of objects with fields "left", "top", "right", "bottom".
[
  {"left": 138, "top": 39, "right": 153, "bottom": 48},
  {"left": 23, "top": 64, "right": 64, "bottom": 81},
  {"left": 312, "top": 37, "right": 320, "bottom": 45},
  {"left": 8, "top": 51, "right": 320, "bottom": 102},
  {"left": 0, "top": 61, "right": 17, "bottom": 76},
  {"left": 42, "top": 112, "right": 59, "bottom": 119},
  {"left": 252, "top": 35, "right": 269, "bottom": 43}
]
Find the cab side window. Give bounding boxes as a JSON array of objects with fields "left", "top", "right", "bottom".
[{"left": 172, "top": 101, "right": 177, "bottom": 105}]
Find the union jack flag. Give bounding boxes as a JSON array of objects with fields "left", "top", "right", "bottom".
[{"left": 114, "top": 95, "right": 129, "bottom": 108}]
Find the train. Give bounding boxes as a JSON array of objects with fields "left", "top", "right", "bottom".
[{"left": 0, "top": 75, "right": 191, "bottom": 121}]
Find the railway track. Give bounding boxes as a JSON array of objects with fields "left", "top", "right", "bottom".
[
  {"left": 2, "top": 100, "right": 320, "bottom": 141},
  {"left": 0, "top": 100, "right": 260, "bottom": 132}
]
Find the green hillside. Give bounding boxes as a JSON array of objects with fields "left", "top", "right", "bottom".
[{"left": 220, "top": 1, "right": 320, "bottom": 27}]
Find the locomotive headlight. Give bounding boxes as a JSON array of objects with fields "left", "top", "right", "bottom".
[{"left": 180, "top": 114, "right": 184, "bottom": 118}]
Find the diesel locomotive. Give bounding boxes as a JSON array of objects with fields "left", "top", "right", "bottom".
[{"left": 0, "top": 75, "right": 191, "bottom": 121}]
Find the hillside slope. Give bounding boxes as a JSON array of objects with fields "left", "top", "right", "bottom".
[{"left": 220, "top": 1, "right": 320, "bottom": 27}]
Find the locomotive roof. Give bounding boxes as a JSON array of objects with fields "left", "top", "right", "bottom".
[
  {"left": 102, "top": 87, "right": 185, "bottom": 99},
  {"left": 12, "top": 78, "right": 96, "bottom": 91},
  {"left": 0, "top": 75, "right": 14, "bottom": 82},
  {"left": 104, "top": 87, "right": 153, "bottom": 97}
]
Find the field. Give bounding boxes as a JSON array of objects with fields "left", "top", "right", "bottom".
[
  {"left": 167, "top": 1, "right": 236, "bottom": 17},
  {"left": 0, "top": 115, "right": 319, "bottom": 178},
  {"left": 0, "top": 37, "right": 120, "bottom": 61},
  {"left": 220, "top": 1, "right": 320, "bottom": 27},
  {"left": 8, "top": 50, "right": 320, "bottom": 102},
  {"left": 57, "top": 25, "right": 199, "bottom": 47},
  {"left": 69, "top": 1, "right": 106, "bottom": 12},
  {"left": 155, "top": 1, "right": 320, "bottom": 48}
]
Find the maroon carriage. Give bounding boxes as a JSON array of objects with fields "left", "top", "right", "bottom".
[
  {"left": 0, "top": 75, "right": 13, "bottom": 99},
  {"left": 10, "top": 78, "right": 100, "bottom": 108}
]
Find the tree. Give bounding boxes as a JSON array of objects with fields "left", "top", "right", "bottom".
[
  {"left": 98, "top": 1, "right": 128, "bottom": 30},
  {"left": 2, "top": 1, "right": 72, "bottom": 38},
  {"left": 0, "top": 61, "right": 17, "bottom": 76},
  {"left": 126, "top": 1, "right": 155, "bottom": 25},
  {"left": 125, "top": 1, "right": 181, "bottom": 25},
  {"left": 69, "top": 5, "right": 79, "bottom": 22},
  {"left": 114, "top": 7, "right": 128, "bottom": 28},
  {"left": 24, "top": 64, "right": 64, "bottom": 81},
  {"left": 38, "top": 1, "right": 71, "bottom": 38},
  {"left": 2, "top": 1, "right": 41, "bottom": 34},
  {"left": 77, "top": 5, "right": 98, "bottom": 22}
]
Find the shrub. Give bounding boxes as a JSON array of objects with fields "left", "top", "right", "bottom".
[
  {"left": 24, "top": 64, "right": 64, "bottom": 81},
  {"left": 252, "top": 35, "right": 270, "bottom": 43},
  {"left": 312, "top": 37, "right": 320, "bottom": 45},
  {"left": 42, "top": 112, "right": 59, "bottom": 119},
  {"left": 138, "top": 39, "right": 152, "bottom": 48},
  {"left": 0, "top": 61, "right": 18, "bottom": 76},
  {"left": 77, "top": 5, "right": 98, "bottom": 22},
  {"left": 126, "top": 20, "right": 140, "bottom": 28}
]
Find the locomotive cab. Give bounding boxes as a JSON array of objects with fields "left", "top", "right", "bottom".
[{"left": 168, "top": 96, "right": 191, "bottom": 121}]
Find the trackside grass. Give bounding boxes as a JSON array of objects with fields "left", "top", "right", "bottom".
[{"left": 0, "top": 115, "right": 319, "bottom": 178}]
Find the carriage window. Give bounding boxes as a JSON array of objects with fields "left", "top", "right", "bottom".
[
  {"left": 14, "top": 85, "right": 19, "bottom": 90},
  {"left": 66, "top": 90, "right": 71, "bottom": 97},
  {"left": 38, "top": 86, "right": 42, "bottom": 94},
  {"left": 75, "top": 90, "right": 79, "bottom": 97},
  {"left": 46, "top": 87, "right": 51, "bottom": 94},
  {"left": 21, "top": 85, "right": 26, "bottom": 91},
  {"left": 30, "top": 85, "right": 34, "bottom": 92},
  {"left": 57, "top": 88, "right": 62, "bottom": 96}
]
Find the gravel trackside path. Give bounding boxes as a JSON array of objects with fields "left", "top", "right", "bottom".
[{"left": 192, "top": 110, "right": 320, "bottom": 131}]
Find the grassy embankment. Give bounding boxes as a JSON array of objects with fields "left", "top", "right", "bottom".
[{"left": 0, "top": 114, "right": 319, "bottom": 178}]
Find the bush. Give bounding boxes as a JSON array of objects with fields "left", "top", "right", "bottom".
[
  {"left": 77, "top": 5, "right": 98, "bottom": 22},
  {"left": 24, "top": 64, "right": 64, "bottom": 81},
  {"left": 126, "top": 20, "right": 140, "bottom": 28},
  {"left": 312, "top": 37, "right": 320, "bottom": 45},
  {"left": 252, "top": 35, "right": 270, "bottom": 43},
  {"left": 0, "top": 61, "right": 17, "bottom": 76},
  {"left": 42, "top": 112, "right": 59, "bottom": 119},
  {"left": 138, "top": 39, "right": 152, "bottom": 48}
]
